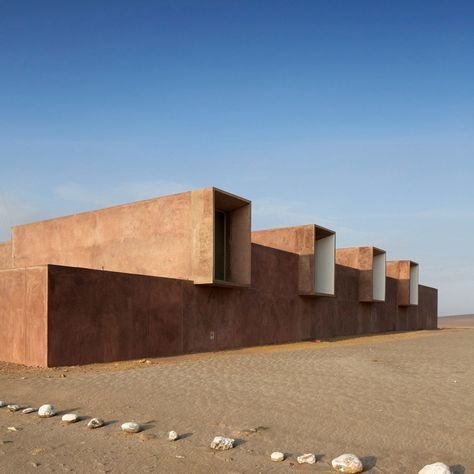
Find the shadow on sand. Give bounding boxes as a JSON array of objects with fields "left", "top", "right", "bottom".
[{"left": 361, "top": 456, "right": 377, "bottom": 470}]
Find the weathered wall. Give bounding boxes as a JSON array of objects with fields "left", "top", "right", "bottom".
[
  {"left": 226, "top": 203, "right": 251, "bottom": 286},
  {"left": 336, "top": 247, "right": 380, "bottom": 302},
  {"left": 252, "top": 225, "right": 339, "bottom": 296},
  {"left": 253, "top": 225, "right": 316, "bottom": 295},
  {"left": 47, "top": 265, "right": 184, "bottom": 366},
  {"left": 43, "top": 242, "right": 438, "bottom": 367},
  {"left": 387, "top": 260, "right": 419, "bottom": 306},
  {"left": 191, "top": 188, "right": 251, "bottom": 286},
  {"left": 12, "top": 192, "right": 193, "bottom": 280},
  {"left": 0, "top": 241, "right": 12, "bottom": 269},
  {"left": 0, "top": 266, "right": 48, "bottom": 366},
  {"left": 11, "top": 187, "right": 251, "bottom": 287},
  {"left": 418, "top": 285, "right": 438, "bottom": 330},
  {"left": 191, "top": 188, "right": 214, "bottom": 284}
]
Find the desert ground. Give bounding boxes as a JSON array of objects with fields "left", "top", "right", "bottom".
[
  {"left": 1, "top": 325, "right": 473, "bottom": 473},
  {"left": 438, "top": 314, "right": 474, "bottom": 329}
]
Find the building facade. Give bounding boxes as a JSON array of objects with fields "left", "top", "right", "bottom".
[{"left": 0, "top": 187, "right": 437, "bottom": 367}]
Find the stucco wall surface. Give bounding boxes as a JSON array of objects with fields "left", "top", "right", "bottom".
[
  {"left": 42, "top": 243, "right": 437, "bottom": 367},
  {"left": 0, "top": 241, "right": 12, "bottom": 269},
  {"left": 12, "top": 192, "right": 193, "bottom": 280},
  {"left": 0, "top": 266, "right": 48, "bottom": 366}
]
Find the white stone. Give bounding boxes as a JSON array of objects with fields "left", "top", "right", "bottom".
[
  {"left": 62, "top": 413, "right": 79, "bottom": 423},
  {"left": 121, "top": 422, "right": 141, "bottom": 433},
  {"left": 332, "top": 453, "right": 364, "bottom": 473},
  {"left": 271, "top": 452, "right": 285, "bottom": 462},
  {"left": 22, "top": 407, "right": 35, "bottom": 414},
  {"left": 418, "top": 462, "right": 451, "bottom": 474},
  {"left": 210, "top": 436, "right": 235, "bottom": 450},
  {"left": 38, "top": 404, "right": 56, "bottom": 418},
  {"left": 168, "top": 430, "right": 179, "bottom": 441},
  {"left": 297, "top": 453, "right": 316, "bottom": 464},
  {"left": 7, "top": 404, "right": 21, "bottom": 412},
  {"left": 0, "top": 401, "right": 7, "bottom": 408},
  {"left": 87, "top": 418, "right": 104, "bottom": 429}
]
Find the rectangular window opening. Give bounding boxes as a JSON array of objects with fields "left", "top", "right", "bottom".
[
  {"left": 315, "top": 234, "right": 335, "bottom": 295},
  {"left": 214, "top": 210, "right": 227, "bottom": 281},
  {"left": 410, "top": 264, "right": 419, "bottom": 305},
  {"left": 373, "top": 252, "right": 386, "bottom": 301}
]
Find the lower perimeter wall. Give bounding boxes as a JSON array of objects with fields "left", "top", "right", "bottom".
[
  {"left": 0, "top": 243, "right": 437, "bottom": 367},
  {"left": 44, "top": 243, "right": 437, "bottom": 367}
]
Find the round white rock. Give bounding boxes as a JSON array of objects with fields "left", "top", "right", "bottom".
[
  {"left": 168, "top": 430, "right": 179, "bottom": 441},
  {"left": 38, "top": 404, "right": 56, "bottom": 418},
  {"left": 210, "top": 436, "right": 234, "bottom": 450},
  {"left": 332, "top": 453, "right": 364, "bottom": 473},
  {"left": 418, "top": 463, "right": 452, "bottom": 474},
  {"left": 121, "top": 422, "right": 141, "bottom": 433},
  {"left": 62, "top": 413, "right": 79, "bottom": 423},
  {"left": 271, "top": 452, "right": 285, "bottom": 462},
  {"left": 297, "top": 453, "right": 316, "bottom": 464},
  {"left": 87, "top": 418, "right": 105, "bottom": 429}
]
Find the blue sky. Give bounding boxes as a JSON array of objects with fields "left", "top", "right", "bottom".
[{"left": 0, "top": 1, "right": 473, "bottom": 315}]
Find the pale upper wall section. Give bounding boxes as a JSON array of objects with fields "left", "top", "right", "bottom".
[
  {"left": 12, "top": 191, "right": 193, "bottom": 280},
  {"left": 0, "top": 241, "right": 12, "bottom": 270},
  {"left": 10, "top": 187, "right": 251, "bottom": 287},
  {"left": 5, "top": 186, "right": 423, "bottom": 299}
]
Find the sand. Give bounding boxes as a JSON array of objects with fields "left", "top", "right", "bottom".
[
  {"left": 438, "top": 314, "right": 474, "bottom": 329},
  {"left": 0, "top": 328, "right": 472, "bottom": 473}
]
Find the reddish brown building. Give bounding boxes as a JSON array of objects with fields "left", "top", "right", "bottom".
[{"left": 0, "top": 187, "right": 437, "bottom": 367}]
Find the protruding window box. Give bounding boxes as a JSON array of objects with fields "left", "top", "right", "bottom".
[
  {"left": 386, "top": 260, "right": 419, "bottom": 306},
  {"left": 336, "top": 246, "right": 386, "bottom": 302},
  {"left": 251, "top": 224, "right": 336, "bottom": 297},
  {"left": 191, "top": 187, "right": 251, "bottom": 288}
]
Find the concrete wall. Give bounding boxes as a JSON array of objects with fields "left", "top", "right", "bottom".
[
  {"left": 40, "top": 242, "right": 437, "bottom": 367},
  {"left": 11, "top": 187, "right": 251, "bottom": 288},
  {"left": 12, "top": 192, "right": 194, "bottom": 280},
  {"left": 0, "top": 266, "right": 48, "bottom": 366},
  {"left": 191, "top": 188, "right": 251, "bottom": 286},
  {"left": 336, "top": 247, "right": 386, "bottom": 302},
  {"left": 0, "top": 241, "right": 12, "bottom": 269},
  {"left": 387, "top": 260, "right": 419, "bottom": 306},
  {"left": 252, "top": 225, "right": 335, "bottom": 296},
  {"left": 419, "top": 284, "right": 438, "bottom": 329},
  {"left": 253, "top": 225, "right": 317, "bottom": 295},
  {"left": 0, "top": 186, "right": 438, "bottom": 367},
  {"left": 47, "top": 265, "right": 184, "bottom": 366}
]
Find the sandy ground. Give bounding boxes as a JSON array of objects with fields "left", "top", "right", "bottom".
[
  {"left": 0, "top": 328, "right": 472, "bottom": 474},
  {"left": 438, "top": 314, "right": 474, "bottom": 329}
]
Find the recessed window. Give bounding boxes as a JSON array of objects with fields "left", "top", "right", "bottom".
[
  {"left": 373, "top": 252, "right": 386, "bottom": 301},
  {"left": 315, "top": 234, "right": 335, "bottom": 295},
  {"left": 214, "top": 210, "right": 226, "bottom": 281},
  {"left": 410, "top": 263, "right": 419, "bottom": 305}
]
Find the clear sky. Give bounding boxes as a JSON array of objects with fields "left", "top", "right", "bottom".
[{"left": 0, "top": 1, "right": 473, "bottom": 315}]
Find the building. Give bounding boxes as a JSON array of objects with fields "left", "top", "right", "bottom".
[{"left": 0, "top": 187, "right": 437, "bottom": 367}]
